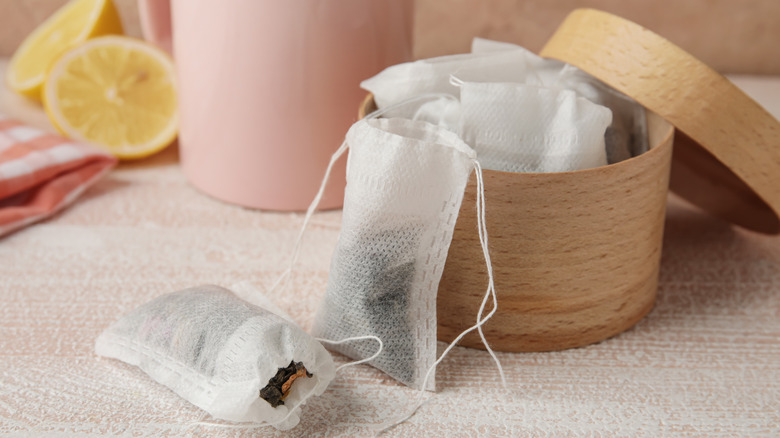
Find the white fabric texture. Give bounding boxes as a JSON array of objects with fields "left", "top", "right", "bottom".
[
  {"left": 469, "top": 37, "right": 565, "bottom": 87},
  {"left": 396, "top": 97, "right": 462, "bottom": 131},
  {"left": 459, "top": 81, "right": 612, "bottom": 173},
  {"left": 95, "top": 284, "right": 336, "bottom": 430},
  {"left": 470, "top": 38, "right": 648, "bottom": 164},
  {"left": 360, "top": 50, "right": 532, "bottom": 108},
  {"left": 363, "top": 37, "right": 648, "bottom": 172},
  {"left": 553, "top": 64, "right": 649, "bottom": 163},
  {"left": 313, "top": 117, "right": 476, "bottom": 391}
]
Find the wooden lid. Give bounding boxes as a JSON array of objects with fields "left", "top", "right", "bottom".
[{"left": 540, "top": 9, "right": 780, "bottom": 234}]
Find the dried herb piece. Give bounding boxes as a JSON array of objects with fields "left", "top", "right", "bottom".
[{"left": 259, "top": 361, "right": 312, "bottom": 408}]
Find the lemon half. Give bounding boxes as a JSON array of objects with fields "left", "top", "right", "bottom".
[
  {"left": 6, "top": 0, "right": 123, "bottom": 100},
  {"left": 43, "top": 36, "right": 178, "bottom": 160}
]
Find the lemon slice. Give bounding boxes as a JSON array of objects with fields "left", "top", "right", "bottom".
[
  {"left": 43, "top": 36, "right": 178, "bottom": 160},
  {"left": 6, "top": 0, "right": 123, "bottom": 100}
]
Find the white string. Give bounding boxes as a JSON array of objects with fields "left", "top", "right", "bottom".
[
  {"left": 269, "top": 140, "right": 349, "bottom": 294},
  {"left": 316, "top": 335, "right": 384, "bottom": 372},
  {"left": 271, "top": 93, "right": 459, "bottom": 295},
  {"left": 193, "top": 420, "right": 263, "bottom": 430},
  {"left": 374, "top": 160, "right": 505, "bottom": 435},
  {"left": 473, "top": 160, "right": 506, "bottom": 385},
  {"left": 449, "top": 74, "right": 465, "bottom": 87},
  {"left": 366, "top": 93, "right": 458, "bottom": 120},
  {"left": 408, "top": 94, "right": 459, "bottom": 126}
]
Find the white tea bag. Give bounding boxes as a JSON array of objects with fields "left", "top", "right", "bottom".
[
  {"left": 375, "top": 95, "right": 461, "bottom": 132},
  {"left": 313, "top": 117, "right": 476, "bottom": 390},
  {"left": 361, "top": 50, "right": 531, "bottom": 108},
  {"left": 469, "top": 37, "right": 565, "bottom": 87},
  {"left": 471, "top": 38, "right": 647, "bottom": 164},
  {"left": 95, "top": 284, "right": 335, "bottom": 430},
  {"left": 459, "top": 81, "right": 612, "bottom": 173},
  {"left": 554, "top": 64, "right": 649, "bottom": 163}
]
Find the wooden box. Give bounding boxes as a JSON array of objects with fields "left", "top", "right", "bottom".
[{"left": 360, "top": 9, "right": 780, "bottom": 352}]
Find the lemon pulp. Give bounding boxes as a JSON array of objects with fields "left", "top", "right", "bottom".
[
  {"left": 43, "top": 36, "right": 178, "bottom": 159},
  {"left": 7, "top": 0, "right": 123, "bottom": 100}
]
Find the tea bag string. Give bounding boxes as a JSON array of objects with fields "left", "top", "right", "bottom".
[
  {"left": 316, "top": 335, "right": 384, "bottom": 372},
  {"left": 367, "top": 92, "right": 458, "bottom": 120},
  {"left": 269, "top": 139, "right": 349, "bottom": 295},
  {"left": 271, "top": 92, "right": 461, "bottom": 295},
  {"left": 472, "top": 160, "right": 505, "bottom": 383},
  {"left": 447, "top": 75, "right": 503, "bottom": 378},
  {"left": 375, "top": 160, "right": 506, "bottom": 435}
]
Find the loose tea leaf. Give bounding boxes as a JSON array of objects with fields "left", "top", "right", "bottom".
[{"left": 259, "top": 361, "right": 313, "bottom": 408}]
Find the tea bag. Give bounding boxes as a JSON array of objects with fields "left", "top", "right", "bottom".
[
  {"left": 374, "top": 94, "right": 461, "bottom": 132},
  {"left": 360, "top": 50, "right": 532, "bottom": 108},
  {"left": 458, "top": 80, "right": 613, "bottom": 173},
  {"left": 95, "top": 284, "right": 335, "bottom": 430},
  {"left": 471, "top": 38, "right": 648, "bottom": 164},
  {"left": 554, "top": 64, "right": 649, "bottom": 163},
  {"left": 468, "top": 37, "right": 564, "bottom": 87},
  {"left": 312, "top": 116, "right": 476, "bottom": 390}
]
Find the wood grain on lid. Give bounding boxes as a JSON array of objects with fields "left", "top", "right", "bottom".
[{"left": 540, "top": 8, "right": 780, "bottom": 234}]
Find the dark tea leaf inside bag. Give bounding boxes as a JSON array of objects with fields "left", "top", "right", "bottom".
[
  {"left": 313, "top": 117, "right": 476, "bottom": 390},
  {"left": 95, "top": 284, "right": 335, "bottom": 430}
]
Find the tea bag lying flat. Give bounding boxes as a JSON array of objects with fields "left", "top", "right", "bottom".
[
  {"left": 459, "top": 81, "right": 612, "bottom": 173},
  {"left": 313, "top": 117, "right": 476, "bottom": 390},
  {"left": 95, "top": 284, "right": 335, "bottom": 430}
]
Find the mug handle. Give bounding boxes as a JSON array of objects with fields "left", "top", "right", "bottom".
[{"left": 137, "top": 0, "right": 172, "bottom": 55}]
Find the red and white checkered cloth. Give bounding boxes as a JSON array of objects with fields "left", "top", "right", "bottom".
[{"left": 0, "top": 114, "right": 117, "bottom": 237}]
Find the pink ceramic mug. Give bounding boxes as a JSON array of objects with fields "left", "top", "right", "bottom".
[{"left": 138, "top": 0, "right": 414, "bottom": 210}]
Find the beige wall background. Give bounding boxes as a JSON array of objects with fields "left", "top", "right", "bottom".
[{"left": 1, "top": 0, "right": 779, "bottom": 74}]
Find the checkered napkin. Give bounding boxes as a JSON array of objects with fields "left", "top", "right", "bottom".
[{"left": 0, "top": 114, "right": 117, "bottom": 237}]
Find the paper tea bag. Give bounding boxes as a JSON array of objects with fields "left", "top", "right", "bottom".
[
  {"left": 313, "top": 117, "right": 476, "bottom": 390},
  {"left": 373, "top": 95, "right": 461, "bottom": 132},
  {"left": 95, "top": 284, "right": 335, "bottom": 430},
  {"left": 360, "top": 50, "right": 531, "bottom": 108},
  {"left": 471, "top": 38, "right": 648, "bottom": 164},
  {"left": 554, "top": 64, "right": 649, "bottom": 163},
  {"left": 459, "top": 81, "right": 613, "bottom": 173},
  {"left": 469, "top": 37, "right": 565, "bottom": 87}
]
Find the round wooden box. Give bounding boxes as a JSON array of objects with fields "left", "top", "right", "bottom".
[
  {"left": 359, "top": 9, "right": 780, "bottom": 352},
  {"left": 438, "top": 111, "right": 673, "bottom": 352}
]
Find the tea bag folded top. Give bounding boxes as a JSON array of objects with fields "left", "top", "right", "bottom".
[
  {"left": 95, "top": 284, "right": 335, "bottom": 430},
  {"left": 459, "top": 81, "right": 612, "bottom": 173},
  {"left": 362, "top": 37, "right": 648, "bottom": 171},
  {"left": 361, "top": 50, "right": 532, "bottom": 108},
  {"left": 313, "top": 117, "right": 476, "bottom": 390},
  {"left": 553, "top": 64, "right": 649, "bottom": 163},
  {"left": 470, "top": 38, "right": 647, "bottom": 165}
]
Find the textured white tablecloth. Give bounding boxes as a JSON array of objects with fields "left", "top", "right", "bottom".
[{"left": 1, "top": 60, "right": 779, "bottom": 436}]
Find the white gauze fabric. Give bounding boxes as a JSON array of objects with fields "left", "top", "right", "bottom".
[
  {"left": 553, "top": 64, "right": 649, "bottom": 163},
  {"left": 95, "top": 284, "right": 335, "bottom": 430},
  {"left": 360, "top": 50, "right": 532, "bottom": 108},
  {"left": 459, "top": 81, "right": 612, "bottom": 173},
  {"left": 471, "top": 38, "right": 647, "bottom": 164},
  {"left": 313, "top": 117, "right": 476, "bottom": 391},
  {"left": 375, "top": 95, "right": 462, "bottom": 132},
  {"left": 469, "top": 37, "right": 564, "bottom": 87}
]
